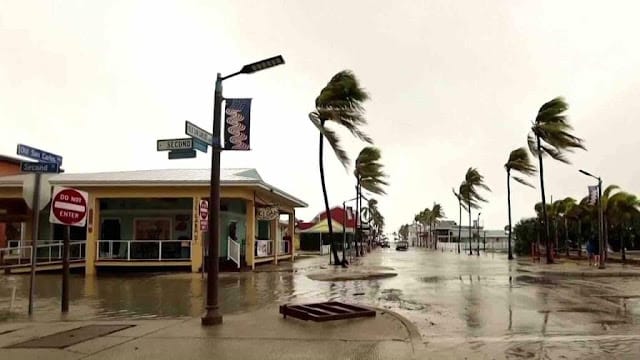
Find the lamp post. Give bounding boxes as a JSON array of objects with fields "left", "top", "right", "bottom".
[
  {"left": 202, "top": 55, "right": 285, "bottom": 326},
  {"left": 579, "top": 169, "right": 605, "bottom": 269},
  {"left": 476, "top": 212, "right": 481, "bottom": 256}
]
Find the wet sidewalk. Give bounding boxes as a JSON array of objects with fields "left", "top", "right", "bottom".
[
  {"left": 518, "top": 258, "right": 640, "bottom": 277},
  {"left": 0, "top": 305, "right": 421, "bottom": 360}
]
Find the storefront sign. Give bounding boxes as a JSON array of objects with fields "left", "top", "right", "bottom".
[{"left": 256, "top": 206, "right": 279, "bottom": 221}]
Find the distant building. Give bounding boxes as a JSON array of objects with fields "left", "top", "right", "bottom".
[
  {"left": 408, "top": 219, "right": 509, "bottom": 251},
  {"left": 297, "top": 206, "right": 357, "bottom": 253}
]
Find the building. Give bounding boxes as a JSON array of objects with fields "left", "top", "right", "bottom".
[
  {"left": 0, "top": 155, "right": 24, "bottom": 249},
  {"left": 298, "top": 206, "right": 357, "bottom": 254},
  {"left": 409, "top": 219, "right": 509, "bottom": 251},
  {"left": 0, "top": 168, "right": 307, "bottom": 273}
]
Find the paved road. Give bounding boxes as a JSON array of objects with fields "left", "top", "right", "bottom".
[{"left": 2, "top": 248, "right": 640, "bottom": 358}]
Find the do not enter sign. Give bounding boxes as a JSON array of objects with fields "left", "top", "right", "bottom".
[{"left": 49, "top": 187, "right": 89, "bottom": 227}]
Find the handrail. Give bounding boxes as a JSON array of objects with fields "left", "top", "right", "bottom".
[{"left": 96, "top": 240, "right": 192, "bottom": 261}]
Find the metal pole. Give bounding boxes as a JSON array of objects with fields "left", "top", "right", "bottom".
[
  {"left": 61, "top": 225, "right": 70, "bottom": 313},
  {"left": 342, "top": 202, "right": 346, "bottom": 262},
  {"left": 476, "top": 213, "right": 480, "bottom": 256},
  {"left": 28, "top": 173, "right": 41, "bottom": 316},
  {"left": 598, "top": 178, "right": 605, "bottom": 269},
  {"left": 202, "top": 73, "right": 223, "bottom": 326}
]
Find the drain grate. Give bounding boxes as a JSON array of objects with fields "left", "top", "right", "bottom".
[
  {"left": 280, "top": 301, "right": 376, "bottom": 322},
  {"left": 6, "top": 324, "right": 134, "bottom": 349}
]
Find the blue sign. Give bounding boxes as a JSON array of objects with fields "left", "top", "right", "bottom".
[
  {"left": 193, "top": 139, "right": 208, "bottom": 153},
  {"left": 17, "top": 144, "right": 63, "bottom": 165},
  {"left": 20, "top": 161, "right": 59, "bottom": 173},
  {"left": 168, "top": 149, "right": 196, "bottom": 160}
]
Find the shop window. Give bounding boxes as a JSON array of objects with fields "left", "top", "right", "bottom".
[{"left": 257, "top": 220, "right": 270, "bottom": 240}]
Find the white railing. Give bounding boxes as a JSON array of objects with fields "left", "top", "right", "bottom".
[
  {"left": 255, "top": 240, "right": 273, "bottom": 257},
  {"left": 96, "top": 240, "right": 192, "bottom": 261},
  {"left": 35, "top": 241, "right": 86, "bottom": 264},
  {"left": 278, "top": 240, "right": 291, "bottom": 255},
  {"left": 0, "top": 246, "right": 32, "bottom": 268},
  {"left": 227, "top": 238, "right": 241, "bottom": 269}
]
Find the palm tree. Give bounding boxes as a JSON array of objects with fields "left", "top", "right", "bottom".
[
  {"left": 416, "top": 209, "right": 431, "bottom": 247},
  {"left": 528, "top": 97, "right": 585, "bottom": 264},
  {"left": 453, "top": 186, "right": 465, "bottom": 254},
  {"left": 309, "top": 70, "right": 371, "bottom": 266},
  {"left": 461, "top": 168, "right": 491, "bottom": 255},
  {"left": 354, "top": 147, "right": 388, "bottom": 255},
  {"left": 504, "top": 147, "right": 536, "bottom": 260},
  {"left": 609, "top": 192, "right": 640, "bottom": 261},
  {"left": 368, "top": 199, "right": 385, "bottom": 245},
  {"left": 430, "top": 203, "right": 445, "bottom": 249}
]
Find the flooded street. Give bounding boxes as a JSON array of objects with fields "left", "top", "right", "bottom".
[{"left": 2, "top": 249, "right": 640, "bottom": 358}]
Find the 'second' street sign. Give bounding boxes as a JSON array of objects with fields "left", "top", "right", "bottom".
[
  {"left": 157, "top": 138, "right": 194, "bottom": 151},
  {"left": 20, "top": 161, "right": 59, "bottom": 173},
  {"left": 168, "top": 149, "right": 197, "bottom": 160},
  {"left": 49, "top": 187, "right": 89, "bottom": 227},
  {"left": 17, "top": 144, "right": 63, "bottom": 166},
  {"left": 185, "top": 121, "right": 214, "bottom": 146}
]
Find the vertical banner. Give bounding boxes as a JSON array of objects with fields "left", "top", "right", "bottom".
[
  {"left": 588, "top": 185, "right": 598, "bottom": 205},
  {"left": 224, "top": 98, "right": 252, "bottom": 150}
]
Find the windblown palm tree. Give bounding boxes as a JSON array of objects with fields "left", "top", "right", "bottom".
[
  {"left": 430, "top": 203, "right": 445, "bottom": 249},
  {"left": 461, "top": 168, "right": 491, "bottom": 255},
  {"left": 609, "top": 192, "right": 640, "bottom": 261},
  {"left": 354, "top": 147, "right": 388, "bottom": 255},
  {"left": 528, "top": 97, "right": 586, "bottom": 264},
  {"left": 416, "top": 209, "right": 431, "bottom": 247},
  {"left": 309, "top": 70, "right": 371, "bottom": 266},
  {"left": 504, "top": 147, "right": 536, "bottom": 260},
  {"left": 452, "top": 187, "right": 465, "bottom": 254}
]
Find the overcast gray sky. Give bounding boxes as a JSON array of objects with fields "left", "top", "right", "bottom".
[{"left": 2, "top": 0, "right": 640, "bottom": 232}]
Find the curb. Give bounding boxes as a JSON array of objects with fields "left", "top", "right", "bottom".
[
  {"left": 370, "top": 306, "right": 423, "bottom": 355},
  {"left": 519, "top": 268, "right": 640, "bottom": 278}
]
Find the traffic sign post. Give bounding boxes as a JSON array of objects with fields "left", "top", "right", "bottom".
[
  {"left": 168, "top": 149, "right": 197, "bottom": 160},
  {"left": 199, "top": 199, "right": 209, "bottom": 231},
  {"left": 157, "top": 138, "right": 195, "bottom": 152},
  {"left": 49, "top": 186, "right": 89, "bottom": 313},
  {"left": 185, "top": 120, "right": 216, "bottom": 147},
  {"left": 17, "top": 144, "right": 63, "bottom": 166},
  {"left": 20, "top": 161, "right": 59, "bottom": 173}
]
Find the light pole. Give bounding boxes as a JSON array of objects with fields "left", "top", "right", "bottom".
[
  {"left": 579, "top": 169, "right": 605, "bottom": 269},
  {"left": 476, "top": 212, "right": 481, "bottom": 256},
  {"left": 202, "top": 55, "right": 285, "bottom": 326}
]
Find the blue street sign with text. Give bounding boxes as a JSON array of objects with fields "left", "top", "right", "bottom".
[
  {"left": 16, "top": 144, "right": 63, "bottom": 165},
  {"left": 193, "top": 139, "right": 208, "bottom": 153},
  {"left": 20, "top": 161, "right": 59, "bottom": 173},
  {"left": 168, "top": 149, "right": 197, "bottom": 160}
]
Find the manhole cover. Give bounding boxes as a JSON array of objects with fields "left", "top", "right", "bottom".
[{"left": 6, "top": 324, "right": 134, "bottom": 349}]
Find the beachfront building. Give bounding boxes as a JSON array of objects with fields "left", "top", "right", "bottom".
[
  {"left": 298, "top": 206, "right": 356, "bottom": 254},
  {"left": 0, "top": 168, "right": 306, "bottom": 273}
]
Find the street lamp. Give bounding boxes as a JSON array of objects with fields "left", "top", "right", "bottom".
[
  {"left": 202, "top": 55, "right": 285, "bottom": 326},
  {"left": 579, "top": 169, "right": 605, "bottom": 269},
  {"left": 476, "top": 212, "right": 481, "bottom": 256}
]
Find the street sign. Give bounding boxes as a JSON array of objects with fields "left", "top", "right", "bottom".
[
  {"left": 168, "top": 149, "right": 196, "bottom": 160},
  {"left": 157, "top": 138, "right": 193, "bottom": 151},
  {"left": 49, "top": 187, "right": 89, "bottom": 227},
  {"left": 20, "top": 161, "right": 59, "bottom": 173},
  {"left": 185, "top": 121, "right": 214, "bottom": 146},
  {"left": 199, "top": 199, "right": 208, "bottom": 231},
  {"left": 193, "top": 138, "right": 208, "bottom": 153},
  {"left": 17, "top": 144, "right": 63, "bottom": 166}
]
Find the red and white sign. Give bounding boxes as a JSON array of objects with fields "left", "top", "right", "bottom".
[
  {"left": 199, "top": 199, "right": 209, "bottom": 231},
  {"left": 49, "top": 186, "right": 89, "bottom": 227}
]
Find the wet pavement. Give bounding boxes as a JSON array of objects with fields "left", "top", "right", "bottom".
[{"left": 2, "top": 248, "right": 640, "bottom": 358}]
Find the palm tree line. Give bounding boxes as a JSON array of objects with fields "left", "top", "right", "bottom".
[{"left": 309, "top": 71, "right": 388, "bottom": 266}]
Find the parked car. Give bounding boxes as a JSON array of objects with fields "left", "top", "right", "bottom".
[
  {"left": 396, "top": 240, "right": 409, "bottom": 251},
  {"left": 381, "top": 241, "right": 390, "bottom": 248}
]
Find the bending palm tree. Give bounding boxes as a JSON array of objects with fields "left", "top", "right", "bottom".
[
  {"left": 528, "top": 97, "right": 585, "bottom": 264},
  {"left": 309, "top": 70, "right": 371, "bottom": 266},
  {"left": 430, "top": 203, "right": 445, "bottom": 249},
  {"left": 354, "top": 147, "right": 388, "bottom": 255},
  {"left": 461, "top": 168, "right": 491, "bottom": 255},
  {"left": 452, "top": 188, "right": 464, "bottom": 254},
  {"left": 504, "top": 147, "right": 536, "bottom": 260}
]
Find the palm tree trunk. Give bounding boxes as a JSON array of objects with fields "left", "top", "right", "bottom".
[
  {"left": 468, "top": 209, "right": 473, "bottom": 255},
  {"left": 565, "top": 217, "right": 570, "bottom": 257},
  {"left": 536, "top": 135, "right": 553, "bottom": 264},
  {"left": 457, "top": 201, "right": 462, "bottom": 254},
  {"left": 622, "top": 222, "right": 626, "bottom": 262},
  {"left": 604, "top": 216, "right": 609, "bottom": 261},
  {"left": 354, "top": 181, "right": 360, "bottom": 257},
  {"left": 319, "top": 124, "right": 342, "bottom": 266},
  {"left": 578, "top": 219, "right": 582, "bottom": 257},
  {"left": 507, "top": 170, "right": 513, "bottom": 260}
]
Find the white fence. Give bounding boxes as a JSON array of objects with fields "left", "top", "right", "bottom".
[
  {"left": 227, "top": 238, "right": 241, "bottom": 268},
  {"left": 256, "top": 240, "right": 273, "bottom": 257},
  {"left": 97, "top": 240, "right": 191, "bottom": 261},
  {"left": 0, "top": 241, "right": 86, "bottom": 267}
]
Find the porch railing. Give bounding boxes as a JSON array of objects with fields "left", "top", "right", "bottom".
[
  {"left": 255, "top": 240, "right": 273, "bottom": 257},
  {"left": 0, "top": 246, "right": 32, "bottom": 268},
  {"left": 278, "top": 240, "right": 291, "bottom": 255},
  {"left": 227, "top": 238, "right": 241, "bottom": 268},
  {"left": 97, "top": 240, "right": 192, "bottom": 261},
  {"left": 0, "top": 241, "right": 86, "bottom": 267}
]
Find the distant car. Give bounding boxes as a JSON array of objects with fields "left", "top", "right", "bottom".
[
  {"left": 396, "top": 240, "right": 409, "bottom": 251},
  {"left": 381, "top": 241, "right": 390, "bottom": 248}
]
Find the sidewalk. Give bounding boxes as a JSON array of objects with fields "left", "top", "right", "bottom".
[
  {"left": 0, "top": 305, "right": 421, "bottom": 360},
  {"left": 518, "top": 258, "right": 640, "bottom": 277}
]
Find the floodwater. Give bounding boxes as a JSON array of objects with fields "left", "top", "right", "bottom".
[{"left": 2, "top": 249, "right": 640, "bottom": 358}]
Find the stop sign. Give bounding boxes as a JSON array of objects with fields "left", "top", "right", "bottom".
[{"left": 49, "top": 187, "right": 89, "bottom": 227}]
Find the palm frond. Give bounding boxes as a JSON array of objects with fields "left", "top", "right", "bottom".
[
  {"left": 309, "top": 112, "right": 349, "bottom": 168},
  {"left": 512, "top": 176, "right": 534, "bottom": 188}
]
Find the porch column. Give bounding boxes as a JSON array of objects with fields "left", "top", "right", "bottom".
[
  {"left": 288, "top": 210, "right": 295, "bottom": 261},
  {"left": 271, "top": 218, "right": 278, "bottom": 265},
  {"left": 245, "top": 199, "right": 255, "bottom": 270},
  {"left": 85, "top": 194, "right": 98, "bottom": 275},
  {"left": 191, "top": 196, "right": 203, "bottom": 273}
]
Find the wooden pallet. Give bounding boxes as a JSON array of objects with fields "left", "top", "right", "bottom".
[{"left": 279, "top": 301, "right": 376, "bottom": 322}]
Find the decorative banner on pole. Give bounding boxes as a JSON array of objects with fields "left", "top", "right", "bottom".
[
  {"left": 256, "top": 206, "right": 279, "bottom": 221},
  {"left": 224, "top": 98, "right": 252, "bottom": 150},
  {"left": 588, "top": 185, "right": 599, "bottom": 205}
]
